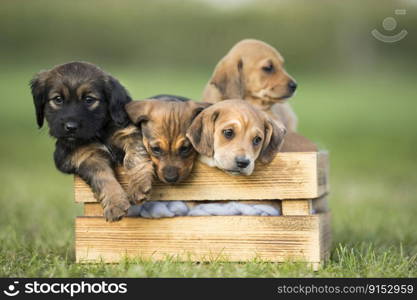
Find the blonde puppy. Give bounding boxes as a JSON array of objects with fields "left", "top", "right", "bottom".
[
  {"left": 202, "top": 39, "right": 298, "bottom": 131},
  {"left": 186, "top": 100, "right": 286, "bottom": 176}
]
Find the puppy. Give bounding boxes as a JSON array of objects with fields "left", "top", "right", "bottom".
[
  {"left": 186, "top": 99, "right": 286, "bottom": 175},
  {"left": 30, "top": 62, "right": 150, "bottom": 221},
  {"left": 202, "top": 39, "right": 298, "bottom": 131},
  {"left": 125, "top": 95, "right": 211, "bottom": 184}
]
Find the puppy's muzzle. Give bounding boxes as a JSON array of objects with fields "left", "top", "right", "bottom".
[
  {"left": 235, "top": 156, "right": 250, "bottom": 169},
  {"left": 163, "top": 166, "right": 180, "bottom": 183},
  {"left": 64, "top": 121, "right": 79, "bottom": 133},
  {"left": 288, "top": 81, "right": 297, "bottom": 93}
]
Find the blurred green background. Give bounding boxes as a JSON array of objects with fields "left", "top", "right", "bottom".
[{"left": 0, "top": 0, "right": 416, "bottom": 277}]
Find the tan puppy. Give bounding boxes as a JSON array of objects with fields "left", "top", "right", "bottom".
[
  {"left": 202, "top": 39, "right": 298, "bottom": 131},
  {"left": 186, "top": 99, "right": 286, "bottom": 175},
  {"left": 125, "top": 95, "right": 210, "bottom": 184}
]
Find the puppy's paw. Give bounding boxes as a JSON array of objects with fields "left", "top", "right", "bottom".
[
  {"left": 103, "top": 198, "right": 131, "bottom": 222},
  {"left": 139, "top": 177, "right": 153, "bottom": 198},
  {"left": 127, "top": 178, "right": 153, "bottom": 204},
  {"left": 126, "top": 189, "right": 148, "bottom": 205}
]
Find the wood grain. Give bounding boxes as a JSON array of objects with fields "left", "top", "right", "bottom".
[
  {"left": 319, "top": 212, "right": 332, "bottom": 263},
  {"left": 83, "top": 203, "right": 105, "bottom": 217},
  {"left": 75, "top": 213, "right": 330, "bottom": 263},
  {"left": 317, "top": 151, "right": 329, "bottom": 197},
  {"left": 75, "top": 151, "right": 328, "bottom": 202},
  {"left": 281, "top": 200, "right": 312, "bottom": 216}
]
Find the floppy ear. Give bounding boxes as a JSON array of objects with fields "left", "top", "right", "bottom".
[
  {"left": 105, "top": 76, "right": 132, "bottom": 127},
  {"left": 259, "top": 118, "right": 287, "bottom": 164},
  {"left": 188, "top": 101, "right": 212, "bottom": 121},
  {"left": 30, "top": 72, "right": 48, "bottom": 128},
  {"left": 210, "top": 56, "right": 245, "bottom": 99},
  {"left": 186, "top": 107, "right": 219, "bottom": 157},
  {"left": 124, "top": 100, "right": 153, "bottom": 126}
]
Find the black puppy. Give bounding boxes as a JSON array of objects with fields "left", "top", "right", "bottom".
[{"left": 30, "top": 62, "right": 153, "bottom": 221}]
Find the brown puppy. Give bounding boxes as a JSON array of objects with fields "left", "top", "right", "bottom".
[
  {"left": 125, "top": 95, "right": 210, "bottom": 184},
  {"left": 186, "top": 99, "right": 286, "bottom": 175},
  {"left": 202, "top": 39, "right": 298, "bottom": 131}
]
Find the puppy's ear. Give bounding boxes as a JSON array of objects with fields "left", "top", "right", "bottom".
[
  {"left": 30, "top": 72, "right": 48, "bottom": 128},
  {"left": 125, "top": 100, "right": 152, "bottom": 126},
  {"left": 105, "top": 76, "right": 132, "bottom": 127},
  {"left": 210, "top": 56, "right": 245, "bottom": 99},
  {"left": 186, "top": 108, "right": 218, "bottom": 157},
  {"left": 188, "top": 101, "right": 212, "bottom": 121},
  {"left": 259, "top": 117, "right": 287, "bottom": 164}
]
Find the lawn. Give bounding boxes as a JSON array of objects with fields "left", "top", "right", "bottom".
[{"left": 0, "top": 66, "right": 416, "bottom": 277}]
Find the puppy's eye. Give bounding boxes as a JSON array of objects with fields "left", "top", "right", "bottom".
[
  {"left": 223, "top": 129, "right": 234, "bottom": 139},
  {"left": 253, "top": 136, "right": 262, "bottom": 146},
  {"left": 83, "top": 96, "right": 96, "bottom": 105},
  {"left": 52, "top": 96, "right": 64, "bottom": 105},
  {"left": 151, "top": 146, "right": 163, "bottom": 155},
  {"left": 179, "top": 145, "right": 192, "bottom": 155},
  {"left": 262, "top": 64, "right": 275, "bottom": 73}
]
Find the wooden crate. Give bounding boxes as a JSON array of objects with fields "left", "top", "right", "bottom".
[{"left": 74, "top": 133, "right": 331, "bottom": 269}]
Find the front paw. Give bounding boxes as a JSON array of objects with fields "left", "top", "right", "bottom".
[
  {"left": 127, "top": 179, "right": 153, "bottom": 204},
  {"left": 103, "top": 198, "right": 131, "bottom": 222}
]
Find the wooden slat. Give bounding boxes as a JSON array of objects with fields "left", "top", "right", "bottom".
[
  {"left": 280, "top": 196, "right": 329, "bottom": 216},
  {"left": 75, "top": 213, "right": 330, "bottom": 263},
  {"left": 75, "top": 151, "right": 328, "bottom": 202},
  {"left": 281, "top": 200, "right": 312, "bottom": 216},
  {"left": 280, "top": 132, "right": 318, "bottom": 152},
  {"left": 83, "top": 203, "right": 105, "bottom": 217},
  {"left": 317, "top": 151, "right": 329, "bottom": 197},
  {"left": 319, "top": 212, "right": 332, "bottom": 263}
]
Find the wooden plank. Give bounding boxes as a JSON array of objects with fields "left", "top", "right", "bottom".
[
  {"left": 75, "top": 213, "right": 329, "bottom": 263},
  {"left": 75, "top": 151, "right": 328, "bottom": 202},
  {"left": 317, "top": 151, "right": 329, "bottom": 197},
  {"left": 83, "top": 203, "right": 104, "bottom": 217},
  {"left": 82, "top": 200, "right": 282, "bottom": 217},
  {"left": 280, "top": 132, "right": 318, "bottom": 152},
  {"left": 281, "top": 200, "right": 312, "bottom": 216},
  {"left": 279, "top": 195, "right": 329, "bottom": 217},
  {"left": 319, "top": 212, "right": 332, "bottom": 262}
]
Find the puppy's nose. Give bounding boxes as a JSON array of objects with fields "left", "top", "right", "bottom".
[
  {"left": 235, "top": 156, "right": 250, "bottom": 169},
  {"left": 64, "top": 121, "right": 79, "bottom": 132},
  {"left": 288, "top": 81, "right": 297, "bottom": 93},
  {"left": 163, "top": 166, "right": 180, "bottom": 183}
]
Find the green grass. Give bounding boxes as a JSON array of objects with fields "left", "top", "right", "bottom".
[{"left": 0, "top": 66, "right": 416, "bottom": 277}]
